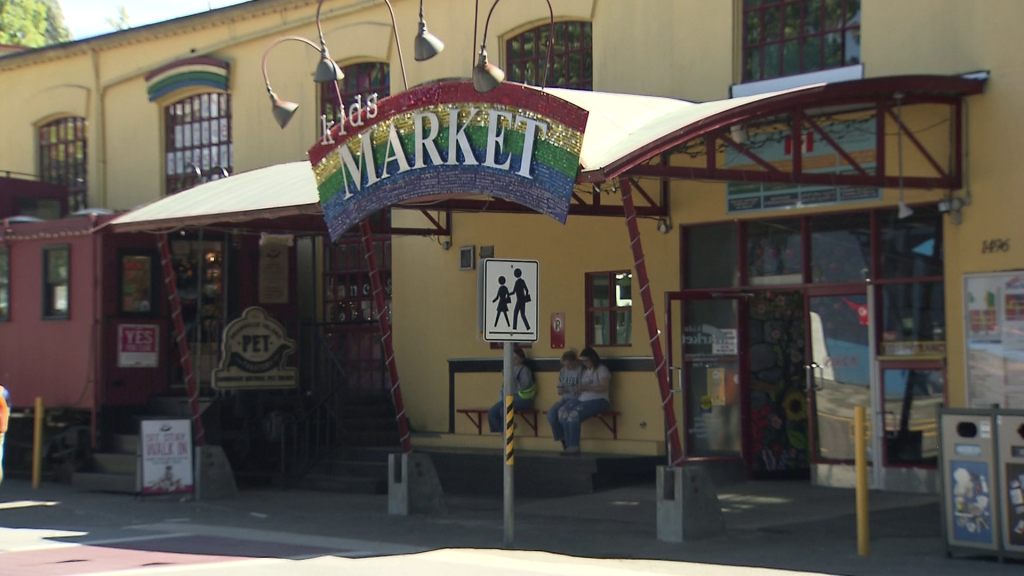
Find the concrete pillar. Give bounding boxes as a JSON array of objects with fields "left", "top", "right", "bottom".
[
  {"left": 656, "top": 465, "right": 725, "bottom": 542},
  {"left": 388, "top": 452, "right": 446, "bottom": 515}
]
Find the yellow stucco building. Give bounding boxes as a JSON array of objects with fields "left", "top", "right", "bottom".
[{"left": 1, "top": 0, "right": 1022, "bottom": 494}]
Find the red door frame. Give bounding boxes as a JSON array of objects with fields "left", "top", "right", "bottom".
[{"left": 665, "top": 290, "right": 752, "bottom": 470}]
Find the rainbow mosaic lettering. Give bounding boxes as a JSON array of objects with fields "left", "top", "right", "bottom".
[{"left": 308, "top": 81, "right": 588, "bottom": 240}]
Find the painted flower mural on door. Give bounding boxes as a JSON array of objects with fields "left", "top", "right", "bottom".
[{"left": 749, "top": 290, "right": 809, "bottom": 474}]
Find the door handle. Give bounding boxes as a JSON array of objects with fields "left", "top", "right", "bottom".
[{"left": 668, "top": 366, "right": 684, "bottom": 394}]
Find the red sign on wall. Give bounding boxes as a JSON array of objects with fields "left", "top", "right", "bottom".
[
  {"left": 551, "top": 312, "right": 565, "bottom": 349},
  {"left": 118, "top": 324, "right": 159, "bottom": 368}
]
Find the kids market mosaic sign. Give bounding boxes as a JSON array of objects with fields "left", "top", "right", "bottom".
[{"left": 308, "top": 81, "right": 589, "bottom": 241}]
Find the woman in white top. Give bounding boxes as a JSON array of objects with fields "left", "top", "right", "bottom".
[{"left": 556, "top": 347, "right": 610, "bottom": 455}]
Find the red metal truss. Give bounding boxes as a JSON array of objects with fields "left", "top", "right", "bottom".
[{"left": 606, "top": 75, "right": 984, "bottom": 188}]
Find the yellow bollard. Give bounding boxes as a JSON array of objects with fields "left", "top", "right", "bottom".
[
  {"left": 854, "top": 405, "right": 869, "bottom": 557},
  {"left": 32, "top": 397, "right": 44, "bottom": 489}
]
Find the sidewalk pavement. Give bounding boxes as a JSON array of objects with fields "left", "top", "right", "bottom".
[{"left": 0, "top": 478, "right": 1020, "bottom": 576}]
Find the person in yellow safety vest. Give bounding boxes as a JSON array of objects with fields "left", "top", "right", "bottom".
[{"left": 0, "top": 385, "right": 9, "bottom": 486}]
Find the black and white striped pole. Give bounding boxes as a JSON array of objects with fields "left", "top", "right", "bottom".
[{"left": 503, "top": 341, "right": 515, "bottom": 547}]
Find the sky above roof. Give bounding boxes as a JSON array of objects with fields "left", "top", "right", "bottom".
[{"left": 60, "top": 0, "right": 250, "bottom": 40}]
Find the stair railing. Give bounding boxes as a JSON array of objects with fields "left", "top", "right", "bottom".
[{"left": 278, "top": 323, "right": 347, "bottom": 480}]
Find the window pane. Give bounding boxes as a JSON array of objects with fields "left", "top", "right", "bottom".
[
  {"left": 845, "top": 28, "right": 861, "bottom": 65},
  {"left": 615, "top": 309, "right": 632, "bottom": 345},
  {"left": 764, "top": 6, "right": 782, "bottom": 41},
  {"left": 805, "top": 0, "right": 822, "bottom": 33},
  {"left": 591, "top": 310, "right": 611, "bottom": 345},
  {"left": 582, "top": 22, "right": 592, "bottom": 47},
  {"left": 823, "top": 0, "right": 843, "bottom": 29},
  {"left": 879, "top": 206, "right": 943, "bottom": 278},
  {"left": 48, "top": 249, "right": 69, "bottom": 283},
  {"left": 748, "top": 219, "right": 802, "bottom": 285},
  {"left": 824, "top": 32, "right": 843, "bottom": 67},
  {"left": 783, "top": 40, "right": 800, "bottom": 76},
  {"left": 883, "top": 368, "right": 943, "bottom": 465},
  {"left": 744, "top": 0, "right": 761, "bottom": 7},
  {"left": 764, "top": 43, "right": 782, "bottom": 78},
  {"left": 522, "top": 30, "right": 535, "bottom": 58},
  {"left": 784, "top": 2, "right": 801, "bottom": 38},
  {"left": 881, "top": 282, "right": 946, "bottom": 355},
  {"left": 844, "top": 0, "right": 862, "bottom": 25},
  {"left": 745, "top": 11, "right": 762, "bottom": 45},
  {"left": 744, "top": 47, "right": 763, "bottom": 81},
  {"left": 803, "top": 35, "right": 822, "bottom": 71},
  {"left": 121, "top": 255, "right": 154, "bottom": 313},
  {"left": 615, "top": 273, "right": 633, "bottom": 306},
  {"left": 686, "top": 224, "right": 738, "bottom": 289},
  {"left": 591, "top": 274, "right": 610, "bottom": 307},
  {"left": 810, "top": 212, "right": 870, "bottom": 283}
]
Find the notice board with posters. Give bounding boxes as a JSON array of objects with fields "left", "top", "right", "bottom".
[{"left": 964, "top": 271, "right": 1024, "bottom": 408}]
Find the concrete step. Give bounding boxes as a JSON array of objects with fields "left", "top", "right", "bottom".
[
  {"left": 93, "top": 453, "right": 137, "bottom": 475},
  {"left": 341, "top": 418, "right": 398, "bottom": 432},
  {"left": 309, "top": 459, "right": 387, "bottom": 479},
  {"left": 106, "top": 434, "right": 138, "bottom": 455},
  {"left": 72, "top": 472, "right": 136, "bottom": 494},
  {"left": 297, "top": 473, "right": 386, "bottom": 495}
]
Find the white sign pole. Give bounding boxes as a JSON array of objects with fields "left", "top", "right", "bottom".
[{"left": 502, "top": 341, "right": 514, "bottom": 547}]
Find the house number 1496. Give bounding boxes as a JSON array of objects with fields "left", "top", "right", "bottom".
[{"left": 982, "top": 239, "right": 1010, "bottom": 253}]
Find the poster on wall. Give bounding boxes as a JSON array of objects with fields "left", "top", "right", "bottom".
[
  {"left": 950, "top": 460, "right": 994, "bottom": 544},
  {"left": 258, "top": 237, "right": 290, "bottom": 304},
  {"left": 1007, "top": 463, "right": 1024, "bottom": 547},
  {"left": 964, "top": 272, "right": 1024, "bottom": 409},
  {"left": 138, "top": 419, "right": 193, "bottom": 496},
  {"left": 212, "top": 306, "right": 297, "bottom": 390},
  {"left": 117, "top": 324, "right": 159, "bottom": 368}
]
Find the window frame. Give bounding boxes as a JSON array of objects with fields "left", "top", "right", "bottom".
[
  {"left": 741, "top": 0, "right": 861, "bottom": 83},
  {"left": 164, "top": 92, "right": 233, "bottom": 195},
  {"left": 118, "top": 249, "right": 160, "bottom": 317},
  {"left": 38, "top": 116, "right": 87, "bottom": 211},
  {"left": 505, "top": 20, "right": 593, "bottom": 89},
  {"left": 0, "top": 247, "right": 10, "bottom": 322},
  {"left": 42, "top": 244, "right": 71, "bottom": 321},
  {"left": 585, "top": 270, "right": 633, "bottom": 347}
]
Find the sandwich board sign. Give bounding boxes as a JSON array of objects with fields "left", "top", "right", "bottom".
[{"left": 483, "top": 259, "right": 538, "bottom": 342}]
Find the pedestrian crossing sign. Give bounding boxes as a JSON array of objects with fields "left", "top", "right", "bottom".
[{"left": 482, "top": 259, "right": 539, "bottom": 342}]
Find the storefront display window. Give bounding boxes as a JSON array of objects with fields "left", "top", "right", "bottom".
[
  {"left": 879, "top": 206, "right": 942, "bottom": 279},
  {"left": 747, "top": 219, "right": 802, "bottom": 285},
  {"left": 0, "top": 248, "right": 9, "bottom": 321},
  {"left": 685, "top": 223, "right": 738, "bottom": 289},
  {"left": 121, "top": 254, "right": 155, "bottom": 314},
  {"left": 881, "top": 281, "right": 945, "bottom": 356},
  {"left": 586, "top": 271, "right": 632, "bottom": 346},
  {"left": 810, "top": 212, "right": 870, "bottom": 283},
  {"left": 964, "top": 271, "right": 1024, "bottom": 409},
  {"left": 43, "top": 245, "right": 70, "bottom": 319}
]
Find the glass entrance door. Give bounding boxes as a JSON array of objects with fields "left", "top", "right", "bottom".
[
  {"left": 806, "top": 291, "right": 872, "bottom": 464},
  {"left": 671, "top": 294, "right": 746, "bottom": 460}
]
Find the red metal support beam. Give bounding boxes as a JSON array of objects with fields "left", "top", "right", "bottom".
[
  {"left": 804, "top": 115, "right": 871, "bottom": 178},
  {"left": 629, "top": 178, "right": 659, "bottom": 208},
  {"left": 157, "top": 234, "right": 206, "bottom": 446},
  {"left": 418, "top": 209, "right": 446, "bottom": 233},
  {"left": 627, "top": 164, "right": 956, "bottom": 189},
  {"left": 572, "top": 192, "right": 587, "bottom": 205},
  {"left": 620, "top": 177, "right": 683, "bottom": 466},
  {"left": 719, "top": 132, "right": 783, "bottom": 174},
  {"left": 876, "top": 99, "right": 887, "bottom": 188},
  {"left": 886, "top": 108, "right": 949, "bottom": 179},
  {"left": 360, "top": 220, "right": 411, "bottom": 453}
]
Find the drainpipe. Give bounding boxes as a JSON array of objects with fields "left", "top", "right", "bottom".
[{"left": 90, "top": 48, "right": 106, "bottom": 208}]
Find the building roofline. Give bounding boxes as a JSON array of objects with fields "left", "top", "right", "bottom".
[{"left": 0, "top": 0, "right": 322, "bottom": 71}]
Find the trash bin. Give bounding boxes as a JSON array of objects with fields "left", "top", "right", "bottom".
[
  {"left": 940, "top": 408, "right": 999, "bottom": 557},
  {"left": 996, "top": 410, "right": 1024, "bottom": 559}
]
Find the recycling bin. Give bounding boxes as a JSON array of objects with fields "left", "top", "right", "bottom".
[
  {"left": 939, "top": 408, "right": 1000, "bottom": 557},
  {"left": 996, "top": 410, "right": 1024, "bottom": 559}
]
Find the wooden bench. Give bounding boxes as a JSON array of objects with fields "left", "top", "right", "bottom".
[
  {"left": 543, "top": 410, "right": 621, "bottom": 440},
  {"left": 456, "top": 408, "right": 539, "bottom": 436}
]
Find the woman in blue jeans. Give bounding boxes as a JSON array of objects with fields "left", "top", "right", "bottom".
[
  {"left": 487, "top": 348, "right": 536, "bottom": 432},
  {"left": 557, "top": 347, "right": 610, "bottom": 455},
  {"left": 548, "top": 349, "right": 582, "bottom": 448}
]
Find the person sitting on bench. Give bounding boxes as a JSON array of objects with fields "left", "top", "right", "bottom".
[
  {"left": 487, "top": 347, "right": 536, "bottom": 433},
  {"left": 557, "top": 347, "right": 611, "bottom": 455},
  {"left": 548, "top": 349, "right": 582, "bottom": 448}
]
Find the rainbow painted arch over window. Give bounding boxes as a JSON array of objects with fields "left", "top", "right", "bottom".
[{"left": 308, "top": 81, "right": 589, "bottom": 241}]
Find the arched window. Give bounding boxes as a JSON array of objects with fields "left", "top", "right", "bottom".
[
  {"left": 164, "top": 92, "right": 232, "bottom": 194},
  {"left": 320, "top": 62, "right": 390, "bottom": 127},
  {"left": 506, "top": 21, "right": 593, "bottom": 89},
  {"left": 39, "top": 116, "right": 87, "bottom": 211}
]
